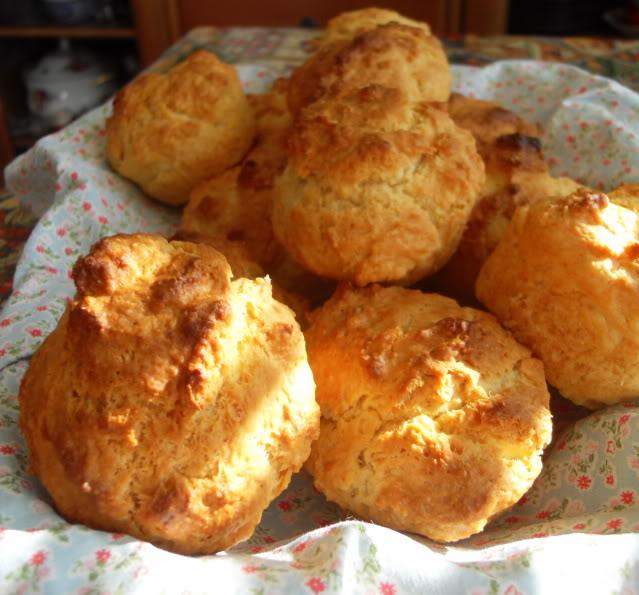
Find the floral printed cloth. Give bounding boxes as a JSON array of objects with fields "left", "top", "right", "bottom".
[{"left": 1, "top": 28, "right": 639, "bottom": 594}]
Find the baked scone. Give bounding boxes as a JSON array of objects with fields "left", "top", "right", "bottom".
[
  {"left": 182, "top": 78, "right": 290, "bottom": 266},
  {"left": 447, "top": 93, "right": 541, "bottom": 157},
  {"left": 106, "top": 51, "right": 256, "bottom": 206},
  {"left": 288, "top": 23, "right": 450, "bottom": 115},
  {"left": 273, "top": 85, "right": 485, "bottom": 286},
  {"left": 447, "top": 93, "right": 545, "bottom": 195},
  {"left": 476, "top": 188, "right": 639, "bottom": 409},
  {"left": 19, "top": 234, "right": 318, "bottom": 554},
  {"left": 435, "top": 93, "right": 580, "bottom": 298},
  {"left": 305, "top": 285, "right": 552, "bottom": 542},
  {"left": 318, "top": 7, "right": 431, "bottom": 47}
]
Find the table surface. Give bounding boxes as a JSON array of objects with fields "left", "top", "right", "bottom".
[{"left": 2, "top": 29, "right": 639, "bottom": 304}]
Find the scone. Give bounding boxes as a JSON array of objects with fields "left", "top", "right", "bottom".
[
  {"left": 447, "top": 93, "right": 546, "bottom": 196},
  {"left": 19, "top": 234, "right": 319, "bottom": 555},
  {"left": 436, "top": 93, "right": 580, "bottom": 298},
  {"left": 447, "top": 93, "right": 541, "bottom": 160},
  {"left": 476, "top": 188, "right": 639, "bottom": 408},
  {"left": 305, "top": 285, "right": 552, "bottom": 542},
  {"left": 182, "top": 78, "right": 290, "bottom": 266},
  {"left": 106, "top": 51, "right": 256, "bottom": 206},
  {"left": 273, "top": 85, "right": 485, "bottom": 286},
  {"left": 317, "top": 7, "right": 431, "bottom": 47},
  {"left": 288, "top": 23, "right": 450, "bottom": 115}
]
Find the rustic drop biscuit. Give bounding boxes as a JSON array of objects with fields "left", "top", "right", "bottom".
[
  {"left": 447, "top": 93, "right": 541, "bottom": 157},
  {"left": 305, "top": 285, "right": 552, "bottom": 542},
  {"left": 477, "top": 188, "right": 639, "bottom": 408},
  {"left": 273, "top": 85, "right": 484, "bottom": 286},
  {"left": 106, "top": 51, "right": 255, "bottom": 206},
  {"left": 19, "top": 234, "right": 318, "bottom": 554}
]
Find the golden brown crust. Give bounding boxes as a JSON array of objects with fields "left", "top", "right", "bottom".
[
  {"left": 448, "top": 93, "right": 541, "bottom": 152},
  {"left": 273, "top": 85, "right": 485, "bottom": 285},
  {"left": 171, "top": 230, "right": 313, "bottom": 327},
  {"left": 247, "top": 77, "right": 291, "bottom": 134},
  {"left": 288, "top": 23, "right": 450, "bottom": 115},
  {"left": 19, "top": 234, "right": 318, "bottom": 554},
  {"left": 305, "top": 285, "right": 551, "bottom": 542},
  {"left": 476, "top": 188, "right": 639, "bottom": 408},
  {"left": 318, "top": 7, "right": 431, "bottom": 47},
  {"left": 448, "top": 93, "right": 547, "bottom": 198},
  {"left": 170, "top": 231, "right": 266, "bottom": 280},
  {"left": 609, "top": 183, "right": 639, "bottom": 212},
  {"left": 182, "top": 78, "right": 291, "bottom": 266},
  {"left": 106, "top": 51, "right": 256, "bottom": 206}
]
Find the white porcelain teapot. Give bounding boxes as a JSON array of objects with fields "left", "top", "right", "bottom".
[{"left": 25, "top": 38, "right": 117, "bottom": 128}]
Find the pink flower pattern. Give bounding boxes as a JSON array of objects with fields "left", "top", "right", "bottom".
[
  {"left": 573, "top": 523, "right": 586, "bottom": 530},
  {"left": 577, "top": 475, "right": 592, "bottom": 490},
  {"left": 306, "top": 577, "right": 326, "bottom": 593},
  {"left": 96, "top": 549, "right": 111, "bottom": 563},
  {"left": 293, "top": 541, "right": 307, "bottom": 553}
]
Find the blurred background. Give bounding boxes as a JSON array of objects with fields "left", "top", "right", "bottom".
[{"left": 0, "top": 0, "right": 636, "bottom": 175}]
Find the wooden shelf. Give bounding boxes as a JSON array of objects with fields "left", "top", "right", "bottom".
[
  {"left": 12, "top": 135, "right": 44, "bottom": 150},
  {"left": 0, "top": 25, "right": 136, "bottom": 39}
]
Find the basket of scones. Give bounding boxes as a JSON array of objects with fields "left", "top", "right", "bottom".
[{"left": 12, "top": 7, "right": 639, "bottom": 565}]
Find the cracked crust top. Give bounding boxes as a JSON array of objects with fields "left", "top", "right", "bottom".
[
  {"left": 170, "top": 230, "right": 312, "bottom": 328},
  {"left": 19, "top": 234, "right": 318, "bottom": 554},
  {"left": 272, "top": 85, "right": 484, "bottom": 285},
  {"left": 288, "top": 22, "right": 450, "bottom": 115},
  {"left": 106, "top": 50, "right": 256, "bottom": 206},
  {"left": 317, "top": 7, "right": 431, "bottom": 48},
  {"left": 304, "top": 285, "right": 551, "bottom": 542}
]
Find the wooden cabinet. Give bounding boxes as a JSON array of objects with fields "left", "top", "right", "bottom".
[
  {"left": 174, "top": 0, "right": 450, "bottom": 31},
  {"left": 131, "top": 0, "right": 509, "bottom": 66}
]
